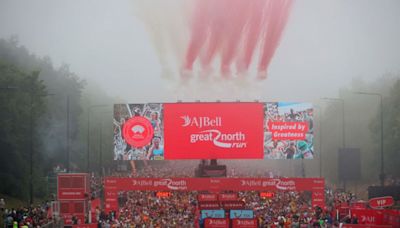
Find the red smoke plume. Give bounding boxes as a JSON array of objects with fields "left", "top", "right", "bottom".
[{"left": 183, "top": 0, "right": 293, "bottom": 79}]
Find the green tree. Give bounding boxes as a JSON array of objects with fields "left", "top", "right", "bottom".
[
  {"left": 0, "top": 37, "right": 86, "bottom": 201},
  {"left": 0, "top": 61, "right": 47, "bottom": 200},
  {"left": 369, "top": 79, "right": 400, "bottom": 178}
]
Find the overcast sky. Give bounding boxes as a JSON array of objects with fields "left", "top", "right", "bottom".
[{"left": 0, "top": 0, "right": 399, "bottom": 103}]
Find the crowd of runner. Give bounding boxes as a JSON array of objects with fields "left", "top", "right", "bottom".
[
  {"left": 2, "top": 163, "right": 396, "bottom": 227},
  {"left": 94, "top": 189, "right": 360, "bottom": 227},
  {"left": 89, "top": 164, "right": 399, "bottom": 227}
]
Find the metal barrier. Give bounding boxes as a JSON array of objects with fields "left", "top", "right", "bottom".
[{"left": 41, "top": 218, "right": 64, "bottom": 228}]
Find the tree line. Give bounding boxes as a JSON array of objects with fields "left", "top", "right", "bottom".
[{"left": 0, "top": 37, "right": 114, "bottom": 202}]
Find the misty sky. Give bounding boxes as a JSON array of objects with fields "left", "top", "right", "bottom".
[{"left": 1, "top": 0, "right": 399, "bottom": 103}]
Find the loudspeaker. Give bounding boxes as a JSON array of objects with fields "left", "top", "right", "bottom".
[{"left": 338, "top": 148, "right": 361, "bottom": 181}]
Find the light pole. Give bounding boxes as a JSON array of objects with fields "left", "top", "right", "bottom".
[
  {"left": 321, "top": 97, "right": 346, "bottom": 189},
  {"left": 31, "top": 93, "right": 56, "bottom": 205},
  {"left": 99, "top": 121, "right": 103, "bottom": 176},
  {"left": 354, "top": 91, "right": 384, "bottom": 186},
  {"left": 314, "top": 105, "right": 323, "bottom": 178},
  {"left": 96, "top": 111, "right": 112, "bottom": 176},
  {"left": 1, "top": 86, "right": 44, "bottom": 205},
  {"left": 1, "top": 86, "right": 59, "bottom": 204},
  {"left": 66, "top": 95, "right": 70, "bottom": 173},
  {"left": 87, "top": 105, "right": 109, "bottom": 173}
]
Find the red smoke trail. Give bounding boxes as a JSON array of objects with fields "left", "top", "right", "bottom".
[
  {"left": 199, "top": 0, "right": 226, "bottom": 73},
  {"left": 237, "top": 0, "right": 268, "bottom": 74},
  {"left": 219, "top": 0, "right": 251, "bottom": 78},
  {"left": 183, "top": 0, "right": 294, "bottom": 80},
  {"left": 258, "top": 0, "right": 293, "bottom": 79},
  {"left": 183, "top": 0, "right": 211, "bottom": 71}
]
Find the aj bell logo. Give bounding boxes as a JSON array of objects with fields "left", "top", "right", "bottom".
[{"left": 180, "top": 115, "right": 222, "bottom": 128}]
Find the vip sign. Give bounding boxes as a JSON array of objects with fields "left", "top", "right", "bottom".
[{"left": 164, "top": 103, "right": 264, "bottom": 159}]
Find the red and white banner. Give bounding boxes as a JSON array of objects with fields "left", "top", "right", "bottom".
[
  {"left": 104, "top": 177, "right": 324, "bottom": 192},
  {"left": 351, "top": 209, "right": 384, "bottom": 225},
  {"left": 369, "top": 196, "right": 394, "bottom": 209},
  {"left": 198, "top": 194, "right": 219, "bottom": 202},
  {"left": 204, "top": 218, "right": 230, "bottom": 228},
  {"left": 351, "top": 201, "right": 367, "bottom": 209},
  {"left": 219, "top": 193, "right": 238, "bottom": 201},
  {"left": 58, "top": 173, "right": 90, "bottom": 226},
  {"left": 198, "top": 202, "right": 221, "bottom": 210},
  {"left": 164, "top": 103, "right": 264, "bottom": 159},
  {"left": 103, "top": 177, "right": 324, "bottom": 212},
  {"left": 221, "top": 201, "right": 245, "bottom": 210},
  {"left": 232, "top": 219, "right": 258, "bottom": 228}
]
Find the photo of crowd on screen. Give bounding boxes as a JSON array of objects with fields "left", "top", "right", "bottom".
[
  {"left": 113, "top": 103, "right": 164, "bottom": 161},
  {"left": 264, "top": 102, "right": 314, "bottom": 160}
]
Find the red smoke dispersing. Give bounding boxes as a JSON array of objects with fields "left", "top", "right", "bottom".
[{"left": 183, "top": 0, "right": 293, "bottom": 79}]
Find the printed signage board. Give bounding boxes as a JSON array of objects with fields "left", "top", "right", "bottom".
[{"left": 114, "top": 102, "right": 313, "bottom": 160}]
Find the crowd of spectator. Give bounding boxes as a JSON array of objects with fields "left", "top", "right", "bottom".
[{"left": 0, "top": 202, "right": 54, "bottom": 228}]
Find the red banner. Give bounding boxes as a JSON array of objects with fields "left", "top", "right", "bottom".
[
  {"left": 72, "top": 224, "right": 97, "bottom": 228},
  {"left": 90, "top": 198, "right": 101, "bottom": 223},
  {"left": 198, "top": 194, "right": 219, "bottom": 201},
  {"left": 351, "top": 201, "right": 367, "bottom": 209},
  {"left": 219, "top": 193, "right": 238, "bottom": 201},
  {"left": 232, "top": 219, "right": 258, "bottom": 228},
  {"left": 91, "top": 198, "right": 101, "bottom": 209},
  {"left": 58, "top": 189, "right": 86, "bottom": 200},
  {"left": 342, "top": 225, "right": 391, "bottom": 228},
  {"left": 57, "top": 173, "right": 89, "bottom": 200},
  {"left": 369, "top": 196, "right": 394, "bottom": 209},
  {"left": 104, "top": 177, "right": 324, "bottom": 192},
  {"left": 204, "top": 218, "right": 230, "bottom": 228},
  {"left": 156, "top": 191, "right": 172, "bottom": 198},
  {"left": 260, "top": 192, "right": 275, "bottom": 198},
  {"left": 351, "top": 209, "right": 384, "bottom": 225},
  {"left": 103, "top": 177, "right": 324, "bottom": 212},
  {"left": 221, "top": 201, "right": 246, "bottom": 210},
  {"left": 61, "top": 214, "right": 85, "bottom": 225},
  {"left": 198, "top": 202, "right": 221, "bottom": 210},
  {"left": 104, "top": 188, "right": 118, "bottom": 213},
  {"left": 383, "top": 209, "right": 400, "bottom": 227},
  {"left": 164, "top": 103, "right": 264, "bottom": 159}
]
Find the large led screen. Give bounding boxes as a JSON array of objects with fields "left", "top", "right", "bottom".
[{"left": 113, "top": 102, "right": 313, "bottom": 160}]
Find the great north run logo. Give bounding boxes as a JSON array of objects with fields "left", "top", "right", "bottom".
[{"left": 180, "top": 115, "right": 247, "bottom": 149}]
